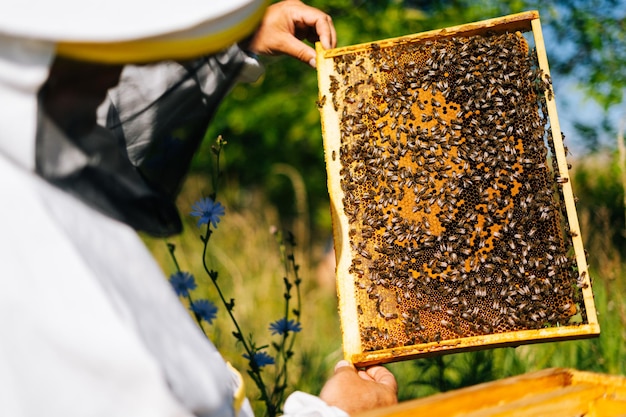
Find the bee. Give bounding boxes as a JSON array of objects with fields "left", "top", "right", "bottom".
[{"left": 576, "top": 271, "right": 589, "bottom": 289}]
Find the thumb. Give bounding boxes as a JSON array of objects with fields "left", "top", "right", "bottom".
[
  {"left": 334, "top": 360, "right": 354, "bottom": 372},
  {"left": 365, "top": 366, "right": 398, "bottom": 392}
]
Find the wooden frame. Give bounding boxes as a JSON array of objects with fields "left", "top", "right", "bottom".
[{"left": 316, "top": 11, "right": 599, "bottom": 366}]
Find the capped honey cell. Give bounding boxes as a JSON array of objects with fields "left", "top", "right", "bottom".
[{"left": 317, "top": 11, "right": 599, "bottom": 366}]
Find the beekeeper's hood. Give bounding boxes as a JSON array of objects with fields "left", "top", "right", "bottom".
[{"left": 0, "top": 0, "right": 268, "bottom": 170}]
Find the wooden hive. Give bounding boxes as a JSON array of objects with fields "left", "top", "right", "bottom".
[
  {"left": 356, "top": 368, "right": 626, "bottom": 417},
  {"left": 316, "top": 11, "right": 599, "bottom": 366}
]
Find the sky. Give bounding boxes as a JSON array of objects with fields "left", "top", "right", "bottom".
[{"left": 539, "top": 1, "right": 626, "bottom": 157}]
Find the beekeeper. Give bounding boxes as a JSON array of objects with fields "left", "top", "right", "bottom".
[{"left": 0, "top": 0, "right": 397, "bottom": 416}]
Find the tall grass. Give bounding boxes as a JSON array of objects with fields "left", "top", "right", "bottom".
[{"left": 144, "top": 152, "right": 626, "bottom": 412}]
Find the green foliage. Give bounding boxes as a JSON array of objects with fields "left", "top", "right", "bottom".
[
  {"left": 541, "top": 0, "right": 626, "bottom": 110},
  {"left": 200, "top": 58, "right": 324, "bottom": 229},
  {"left": 408, "top": 351, "right": 498, "bottom": 396},
  {"left": 573, "top": 153, "right": 626, "bottom": 257}
]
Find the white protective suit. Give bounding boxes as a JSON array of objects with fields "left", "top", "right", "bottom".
[{"left": 0, "top": 1, "right": 347, "bottom": 416}]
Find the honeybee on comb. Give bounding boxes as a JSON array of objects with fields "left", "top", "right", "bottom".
[{"left": 317, "top": 11, "right": 599, "bottom": 366}]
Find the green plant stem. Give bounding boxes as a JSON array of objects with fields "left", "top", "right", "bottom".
[
  {"left": 200, "top": 226, "right": 272, "bottom": 411},
  {"left": 186, "top": 294, "right": 210, "bottom": 339},
  {"left": 211, "top": 135, "right": 225, "bottom": 198},
  {"left": 288, "top": 252, "right": 302, "bottom": 352},
  {"left": 436, "top": 356, "right": 447, "bottom": 392},
  {"left": 167, "top": 243, "right": 181, "bottom": 272},
  {"left": 166, "top": 244, "right": 210, "bottom": 339}
]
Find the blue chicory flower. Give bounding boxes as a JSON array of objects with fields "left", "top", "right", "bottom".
[
  {"left": 191, "top": 299, "right": 218, "bottom": 324},
  {"left": 243, "top": 351, "right": 275, "bottom": 367},
  {"left": 269, "top": 318, "right": 302, "bottom": 335},
  {"left": 169, "top": 271, "right": 197, "bottom": 297},
  {"left": 190, "top": 197, "right": 225, "bottom": 228}
]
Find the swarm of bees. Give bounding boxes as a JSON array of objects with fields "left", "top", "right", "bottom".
[{"left": 324, "top": 31, "right": 589, "bottom": 352}]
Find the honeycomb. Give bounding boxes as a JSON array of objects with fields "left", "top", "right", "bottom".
[{"left": 322, "top": 30, "right": 592, "bottom": 353}]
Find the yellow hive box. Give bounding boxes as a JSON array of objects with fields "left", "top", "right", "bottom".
[
  {"left": 356, "top": 368, "right": 626, "bottom": 417},
  {"left": 316, "top": 11, "right": 599, "bottom": 366}
]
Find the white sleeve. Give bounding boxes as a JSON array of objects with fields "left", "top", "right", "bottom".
[
  {"left": 282, "top": 392, "right": 349, "bottom": 417},
  {"left": 0, "top": 159, "right": 194, "bottom": 417}
]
